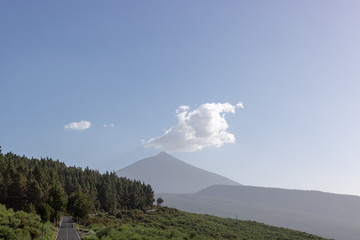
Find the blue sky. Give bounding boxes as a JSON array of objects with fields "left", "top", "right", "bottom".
[{"left": 1, "top": 1, "right": 360, "bottom": 195}]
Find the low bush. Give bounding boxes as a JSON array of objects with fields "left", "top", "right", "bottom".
[{"left": 0, "top": 204, "right": 55, "bottom": 240}]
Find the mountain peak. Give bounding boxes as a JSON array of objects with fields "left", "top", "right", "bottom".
[
  {"left": 156, "top": 151, "right": 172, "bottom": 157},
  {"left": 116, "top": 153, "right": 240, "bottom": 193}
]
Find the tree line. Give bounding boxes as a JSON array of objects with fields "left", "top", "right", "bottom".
[{"left": 0, "top": 147, "right": 154, "bottom": 224}]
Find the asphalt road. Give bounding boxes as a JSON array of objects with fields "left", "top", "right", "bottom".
[{"left": 56, "top": 216, "right": 80, "bottom": 240}]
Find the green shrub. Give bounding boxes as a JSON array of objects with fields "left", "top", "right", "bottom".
[
  {"left": 0, "top": 204, "right": 55, "bottom": 240},
  {"left": 82, "top": 235, "right": 99, "bottom": 240}
]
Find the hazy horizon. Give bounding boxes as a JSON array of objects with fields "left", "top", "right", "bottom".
[{"left": 1, "top": 1, "right": 360, "bottom": 196}]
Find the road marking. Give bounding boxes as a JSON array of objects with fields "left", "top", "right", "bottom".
[
  {"left": 55, "top": 216, "right": 79, "bottom": 240},
  {"left": 74, "top": 224, "right": 81, "bottom": 240}
]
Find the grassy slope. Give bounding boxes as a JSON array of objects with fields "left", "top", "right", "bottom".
[
  {"left": 78, "top": 207, "right": 330, "bottom": 240},
  {"left": 0, "top": 204, "right": 57, "bottom": 240}
]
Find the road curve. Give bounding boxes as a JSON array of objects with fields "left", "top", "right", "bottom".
[{"left": 56, "top": 216, "right": 80, "bottom": 240}]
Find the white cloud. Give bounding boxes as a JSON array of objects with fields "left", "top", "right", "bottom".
[
  {"left": 103, "top": 123, "right": 115, "bottom": 128},
  {"left": 64, "top": 120, "right": 91, "bottom": 131},
  {"left": 176, "top": 105, "right": 190, "bottom": 113},
  {"left": 144, "top": 102, "right": 244, "bottom": 152},
  {"left": 236, "top": 102, "right": 244, "bottom": 108}
]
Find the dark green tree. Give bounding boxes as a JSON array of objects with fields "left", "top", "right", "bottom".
[
  {"left": 8, "top": 168, "right": 28, "bottom": 210},
  {"left": 48, "top": 184, "right": 67, "bottom": 226},
  {"left": 144, "top": 184, "right": 155, "bottom": 207},
  {"left": 26, "top": 178, "right": 43, "bottom": 208},
  {"left": 0, "top": 150, "right": 155, "bottom": 217},
  {"left": 156, "top": 197, "right": 164, "bottom": 206},
  {"left": 38, "top": 203, "right": 52, "bottom": 237},
  {"left": 68, "top": 190, "right": 94, "bottom": 226}
]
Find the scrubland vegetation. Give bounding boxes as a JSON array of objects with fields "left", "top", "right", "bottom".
[
  {"left": 78, "top": 207, "right": 329, "bottom": 240},
  {"left": 0, "top": 204, "right": 56, "bottom": 240}
]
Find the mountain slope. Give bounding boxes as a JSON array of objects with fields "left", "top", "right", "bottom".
[
  {"left": 158, "top": 185, "right": 360, "bottom": 240},
  {"left": 79, "top": 207, "right": 329, "bottom": 240},
  {"left": 116, "top": 152, "right": 240, "bottom": 193}
]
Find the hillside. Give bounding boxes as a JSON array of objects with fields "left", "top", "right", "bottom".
[
  {"left": 158, "top": 185, "right": 360, "bottom": 240},
  {"left": 78, "top": 207, "right": 329, "bottom": 240},
  {"left": 116, "top": 152, "right": 239, "bottom": 193}
]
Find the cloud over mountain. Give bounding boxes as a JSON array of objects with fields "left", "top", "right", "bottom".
[
  {"left": 64, "top": 120, "right": 91, "bottom": 131},
  {"left": 144, "top": 102, "right": 243, "bottom": 152}
]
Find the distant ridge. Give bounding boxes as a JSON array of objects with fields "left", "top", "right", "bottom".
[
  {"left": 116, "top": 152, "right": 240, "bottom": 193},
  {"left": 158, "top": 184, "right": 360, "bottom": 240}
]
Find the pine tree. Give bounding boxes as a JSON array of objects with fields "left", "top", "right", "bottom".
[
  {"left": 38, "top": 203, "right": 52, "bottom": 237},
  {"left": 68, "top": 190, "right": 94, "bottom": 226},
  {"left": 48, "top": 184, "right": 67, "bottom": 226},
  {"left": 0, "top": 150, "right": 155, "bottom": 216}
]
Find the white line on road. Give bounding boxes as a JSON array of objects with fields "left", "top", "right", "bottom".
[{"left": 74, "top": 224, "right": 80, "bottom": 240}]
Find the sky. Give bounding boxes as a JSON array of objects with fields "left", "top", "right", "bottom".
[{"left": 1, "top": 1, "right": 360, "bottom": 196}]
